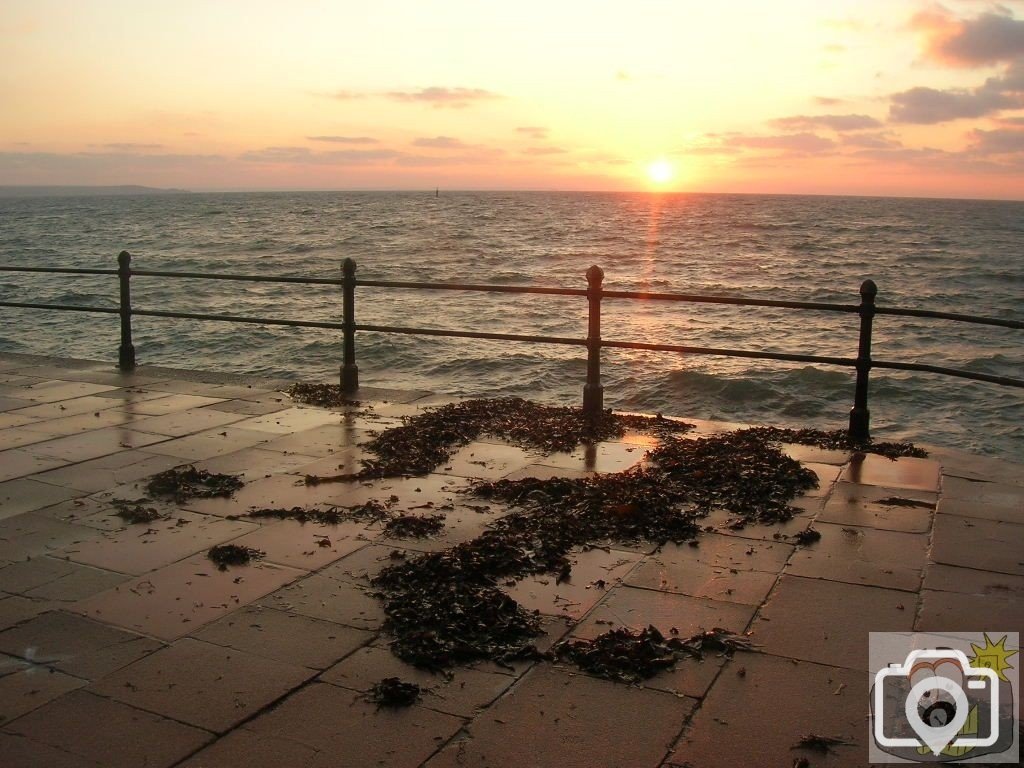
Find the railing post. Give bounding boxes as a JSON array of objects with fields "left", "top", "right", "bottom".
[
  {"left": 340, "top": 257, "right": 359, "bottom": 394},
  {"left": 117, "top": 250, "right": 136, "bottom": 371},
  {"left": 849, "top": 278, "right": 877, "bottom": 442},
  {"left": 582, "top": 264, "right": 604, "bottom": 415}
]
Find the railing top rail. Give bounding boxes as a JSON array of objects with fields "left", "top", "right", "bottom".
[{"left": 2, "top": 263, "right": 1021, "bottom": 330}]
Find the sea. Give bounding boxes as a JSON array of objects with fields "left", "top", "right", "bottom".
[{"left": 0, "top": 191, "right": 1021, "bottom": 458}]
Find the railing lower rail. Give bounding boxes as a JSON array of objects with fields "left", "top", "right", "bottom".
[{"left": 1, "top": 253, "right": 1021, "bottom": 442}]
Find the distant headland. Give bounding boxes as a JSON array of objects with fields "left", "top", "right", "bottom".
[{"left": 0, "top": 185, "right": 190, "bottom": 198}]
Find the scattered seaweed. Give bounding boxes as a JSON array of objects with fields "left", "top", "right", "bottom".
[
  {"left": 552, "top": 626, "right": 754, "bottom": 683},
  {"left": 382, "top": 514, "right": 447, "bottom": 539},
  {"left": 373, "top": 429, "right": 814, "bottom": 670},
  {"left": 207, "top": 544, "right": 264, "bottom": 570},
  {"left": 112, "top": 499, "right": 165, "bottom": 524},
  {"left": 791, "top": 734, "right": 854, "bottom": 754},
  {"left": 740, "top": 426, "right": 927, "bottom": 459},
  {"left": 307, "top": 397, "right": 692, "bottom": 481},
  {"left": 367, "top": 677, "right": 421, "bottom": 708},
  {"left": 146, "top": 466, "right": 244, "bottom": 504},
  {"left": 793, "top": 528, "right": 822, "bottom": 545},
  {"left": 285, "top": 383, "right": 359, "bottom": 409}
]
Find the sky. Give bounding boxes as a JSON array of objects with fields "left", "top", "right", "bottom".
[{"left": 1, "top": 0, "right": 1023, "bottom": 198}]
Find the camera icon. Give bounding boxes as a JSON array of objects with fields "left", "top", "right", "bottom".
[{"left": 873, "top": 648, "right": 1000, "bottom": 756}]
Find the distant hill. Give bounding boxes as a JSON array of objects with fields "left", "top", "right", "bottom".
[{"left": 0, "top": 185, "right": 190, "bottom": 198}]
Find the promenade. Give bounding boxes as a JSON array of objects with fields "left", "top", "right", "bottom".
[{"left": 0, "top": 353, "right": 1020, "bottom": 767}]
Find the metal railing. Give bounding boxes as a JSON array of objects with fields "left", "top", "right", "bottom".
[{"left": 1, "top": 252, "right": 1022, "bottom": 442}]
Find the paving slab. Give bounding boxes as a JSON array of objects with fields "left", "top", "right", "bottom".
[
  {"left": 785, "top": 521, "right": 928, "bottom": 591},
  {"left": 204, "top": 397, "right": 292, "bottom": 416},
  {"left": 230, "top": 406, "right": 344, "bottom": 434},
  {"left": 247, "top": 681, "right": 464, "bottom": 767},
  {"left": 23, "top": 426, "right": 168, "bottom": 463},
  {"left": 0, "top": 448, "right": 69, "bottom": 482},
  {"left": 223, "top": 519, "right": 369, "bottom": 571},
  {"left": 937, "top": 478, "right": 1024, "bottom": 523},
  {"left": 137, "top": 425, "right": 271, "bottom": 461},
  {"left": 194, "top": 446, "right": 321, "bottom": 480},
  {"left": 0, "top": 513, "right": 100, "bottom": 562},
  {"left": 180, "top": 472, "right": 359, "bottom": 517},
  {"left": 90, "top": 637, "right": 314, "bottom": 733},
  {"left": 17, "top": 408, "right": 141, "bottom": 437},
  {"left": 750, "top": 575, "right": 915, "bottom": 670},
  {"left": 0, "top": 664, "right": 86, "bottom": 725},
  {"left": 71, "top": 555, "right": 303, "bottom": 640},
  {"left": 65, "top": 510, "right": 257, "bottom": 575},
  {"left": 916, "top": 588, "right": 1024, "bottom": 632},
  {"left": 0, "top": 556, "right": 123, "bottom": 600},
  {"left": 177, "top": 727, "right": 319, "bottom": 768},
  {"left": 626, "top": 545, "right": 782, "bottom": 606},
  {"left": 426, "top": 664, "right": 694, "bottom": 768},
  {"left": 669, "top": 653, "right": 867, "bottom": 768},
  {"left": 28, "top": 450, "right": 183, "bottom": 493},
  {"left": 193, "top": 604, "right": 374, "bottom": 670},
  {"left": 321, "top": 644, "right": 515, "bottom": 717},
  {"left": 534, "top": 440, "right": 648, "bottom": 474},
  {"left": 0, "top": 478, "right": 81, "bottom": 518},
  {"left": 438, "top": 440, "right": 541, "bottom": 479},
  {"left": 0, "top": 611, "right": 163, "bottom": 680},
  {"left": 257, "top": 573, "right": 384, "bottom": 630},
  {"left": 257, "top": 423, "right": 370, "bottom": 457},
  {"left": 2, "top": 689, "right": 211, "bottom": 768},
  {"left": 574, "top": 585, "right": 756, "bottom": 640},
  {"left": 9, "top": 394, "right": 124, "bottom": 420},
  {"left": 106, "top": 392, "right": 225, "bottom": 415},
  {"left": 922, "top": 562, "right": 1024, "bottom": 596},
  {"left": 931, "top": 513, "right": 1024, "bottom": 576},
  {"left": 128, "top": 406, "right": 250, "bottom": 438},
  {"left": 840, "top": 453, "right": 941, "bottom": 492},
  {"left": 8, "top": 380, "right": 119, "bottom": 404},
  {"left": 818, "top": 480, "right": 935, "bottom": 533},
  {"left": 0, "top": 731, "right": 104, "bottom": 768},
  {"left": 0, "top": 595, "right": 54, "bottom": 632}
]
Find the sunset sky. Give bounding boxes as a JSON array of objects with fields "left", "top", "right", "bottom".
[{"left": 1, "top": 1, "right": 1023, "bottom": 198}]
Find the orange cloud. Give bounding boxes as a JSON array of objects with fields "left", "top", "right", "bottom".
[
  {"left": 912, "top": 7, "right": 1024, "bottom": 67},
  {"left": 385, "top": 87, "right": 500, "bottom": 108}
]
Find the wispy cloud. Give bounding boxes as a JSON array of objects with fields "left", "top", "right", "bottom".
[
  {"left": 307, "top": 135, "right": 378, "bottom": 144},
  {"left": 99, "top": 142, "right": 165, "bottom": 151},
  {"left": 239, "top": 146, "right": 401, "bottom": 164},
  {"left": 522, "top": 146, "right": 568, "bottom": 155},
  {"left": 770, "top": 114, "right": 882, "bottom": 131},
  {"left": 969, "top": 127, "right": 1024, "bottom": 154},
  {"left": 889, "top": 85, "right": 1021, "bottom": 124},
  {"left": 724, "top": 132, "right": 837, "bottom": 153},
  {"left": 516, "top": 126, "right": 548, "bottom": 139},
  {"left": 411, "top": 136, "right": 468, "bottom": 149},
  {"left": 384, "top": 86, "right": 500, "bottom": 108}
]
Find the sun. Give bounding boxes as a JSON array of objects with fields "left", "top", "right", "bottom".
[{"left": 646, "top": 159, "right": 674, "bottom": 185}]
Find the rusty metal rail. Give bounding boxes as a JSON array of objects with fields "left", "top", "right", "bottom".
[{"left": 1, "top": 252, "right": 1021, "bottom": 442}]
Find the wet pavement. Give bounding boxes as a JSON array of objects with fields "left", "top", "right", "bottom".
[{"left": 0, "top": 352, "right": 1021, "bottom": 767}]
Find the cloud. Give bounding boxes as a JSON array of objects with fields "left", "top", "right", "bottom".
[
  {"left": 411, "top": 136, "right": 468, "bottom": 149},
  {"left": 770, "top": 113, "right": 882, "bottom": 131},
  {"left": 239, "top": 146, "right": 401, "bottom": 164},
  {"left": 307, "top": 135, "right": 378, "bottom": 144},
  {"left": 912, "top": 7, "right": 1024, "bottom": 67},
  {"left": 516, "top": 126, "right": 548, "bottom": 139},
  {"left": 813, "top": 96, "right": 847, "bottom": 106},
  {"left": 330, "top": 90, "right": 365, "bottom": 100},
  {"left": 724, "top": 132, "right": 837, "bottom": 153},
  {"left": 385, "top": 86, "right": 500, "bottom": 108},
  {"left": 522, "top": 146, "right": 568, "bottom": 155},
  {"left": 840, "top": 132, "right": 902, "bottom": 149},
  {"left": 888, "top": 84, "right": 1020, "bottom": 123},
  {"left": 969, "top": 127, "right": 1024, "bottom": 153},
  {"left": 100, "top": 143, "right": 165, "bottom": 151}
]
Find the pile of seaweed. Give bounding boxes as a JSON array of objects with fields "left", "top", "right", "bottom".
[
  {"left": 112, "top": 499, "right": 165, "bottom": 524},
  {"left": 367, "top": 677, "right": 421, "bottom": 708},
  {"left": 552, "top": 626, "right": 753, "bottom": 683},
  {"left": 146, "top": 466, "right": 244, "bottom": 503},
  {"left": 383, "top": 514, "right": 447, "bottom": 539},
  {"left": 307, "top": 397, "right": 692, "bottom": 481},
  {"left": 372, "top": 430, "right": 817, "bottom": 670},
  {"left": 207, "top": 544, "right": 264, "bottom": 570},
  {"left": 286, "top": 383, "right": 358, "bottom": 409},
  {"left": 741, "top": 426, "right": 927, "bottom": 460}
]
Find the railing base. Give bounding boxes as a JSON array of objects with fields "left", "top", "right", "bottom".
[
  {"left": 341, "top": 364, "right": 359, "bottom": 395},
  {"left": 582, "top": 383, "right": 604, "bottom": 415},
  {"left": 848, "top": 406, "right": 870, "bottom": 443},
  {"left": 118, "top": 344, "right": 135, "bottom": 372}
]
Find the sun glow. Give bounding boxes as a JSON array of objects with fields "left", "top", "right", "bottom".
[{"left": 646, "top": 159, "right": 674, "bottom": 185}]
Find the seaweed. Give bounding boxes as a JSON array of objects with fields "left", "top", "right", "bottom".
[
  {"left": 207, "top": 544, "right": 264, "bottom": 570},
  {"left": 367, "top": 677, "right": 421, "bottom": 708},
  {"left": 876, "top": 496, "right": 934, "bottom": 509},
  {"left": 112, "top": 499, "right": 165, "bottom": 524},
  {"left": 285, "top": 383, "right": 360, "bottom": 409},
  {"left": 740, "top": 426, "right": 927, "bottom": 459},
  {"left": 793, "top": 528, "right": 822, "bottom": 545},
  {"left": 791, "top": 734, "right": 854, "bottom": 753},
  {"left": 245, "top": 500, "right": 394, "bottom": 526},
  {"left": 382, "top": 514, "right": 447, "bottom": 539},
  {"left": 146, "top": 466, "right": 244, "bottom": 504},
  {"left": 552, "top": 626, "right": 753, "bottom": 683}
]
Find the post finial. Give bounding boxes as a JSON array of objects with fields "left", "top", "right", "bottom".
[
  {"left": 342, "top": 257, "right": 356, "bottom": 277},
  {"left": 860, "top": 279, "right": 877, "bottom": 300},
  {"left": 586, "top": 265, "right": 604, "bottom": 286},
  {"left": 118, "top": 250, "right": 131, "bottom": 269}
]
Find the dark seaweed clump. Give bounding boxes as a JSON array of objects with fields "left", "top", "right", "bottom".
[
  {"left": 382, "top": 514, "right": 447, "bottom": 539},
  {"left": 367, "top": 677, "right": 421, "bottom": 708},
  {"left": 308, "top": 397, "right": 691, "bottom": 481},
  {"left": 791, "top": 734, "right": 854, "bottom": 754},
  {"left": 553, "top": 626, "right": 753, "bottom": 683},
  {"left": 741, "top": 426, "right": 927, "bottom": 460},
  {"left": 285, "top": 383, "right": 359, "bottom": 409},
  {"left": 246, "top": 500, "right": 394, "bottom": 525},
  {"left": 372, "top": 430, "right": 817, "bottom": 670},
  {"left": 207, "top": 544, "right": 264, "bottom": 570},
  {"left": 112, "top": 499, "right": 165, "bottom": 524},
  {"left": 146, "top": 466, "right": 244, "bottom": 504}
]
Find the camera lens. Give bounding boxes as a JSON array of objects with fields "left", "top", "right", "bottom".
[{"left": 921, "top": 700, "right": 957, "bottom": 727}]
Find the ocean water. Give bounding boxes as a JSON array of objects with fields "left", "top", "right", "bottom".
[{"left": 0, "top": 191, "right": 1021, "bottom": 458}]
